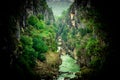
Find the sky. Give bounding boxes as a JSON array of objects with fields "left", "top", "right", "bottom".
[{"left": 46, "top": 0, "right": 74, "bottom": 17}]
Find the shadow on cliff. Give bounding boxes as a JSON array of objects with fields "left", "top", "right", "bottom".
[{"left": 0, "top": 0, "right": 119, "bottom": 80}]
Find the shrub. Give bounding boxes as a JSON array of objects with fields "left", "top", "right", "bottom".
[
  {"left": 34, "top": 20, "right": 45, "bottom": 29},
  {"left": 33, "top": 37, "right": 48, "bottom": 53},
  {"left": 33, "top": 37, "right": 48, "bottom": 61},
  {"left": 20, "top": 35, "right": 33, "bottom": 45},
  {"left": 37, "top": 53, "right": 46, "bottom": 61},
  {"left": 85, "top": 38, "right": 100, "bottom": 56},
  {"left": 27, "top": 15, "right": 39, "bottom": 26},
  {"left": 20, "top": 35, "right": 37, "bottom": 68},
  {"left": 79, "top": 28, "right": 92, "bottom": 37},
  {"left": 27, "top": 15, "right": 45, "bottom": 29}
]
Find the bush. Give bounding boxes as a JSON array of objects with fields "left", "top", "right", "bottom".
[
  {"left": 20, "top": 35, "right": 37, "bottom": 68},
  {"left": 37, "top": 53, "right": 46, "bottom": 61},
  {"left": 85, "top": 38, "right": 100, "bottom": 56},
  {"left": 20, "top": 35, "right": 33, "bottom": 45},
  {"left": 79, "top": 28, "right": 92, "bottom": 37},
  {"left": 34, "top": 20, "right": 45, "bottom": 29},
  {"left": 27, "top": 15, "right": 39, "bottom": 26},
  {"left": 27, "top": 15, "right": 45, "bottom": 29},
  {"left": 33, "top": 37, "right": 48, "bottom": 53},
  {"left": 33, "top": 37, "right": 48, "bottom": 61}
]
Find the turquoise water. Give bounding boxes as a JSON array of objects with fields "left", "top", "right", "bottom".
[{"left": 57, "top": 54, "right": 80, "bottom": 80}]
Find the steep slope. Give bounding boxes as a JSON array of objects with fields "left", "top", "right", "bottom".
[
  {"left": 0, "top": 0, "right": 56, "bottom": 80},
  {"left": 56, "top": 0, "right": 110, "bottom": 79}
]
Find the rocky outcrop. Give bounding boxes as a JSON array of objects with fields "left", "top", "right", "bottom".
[
  {"left": 59, "top": 0, "right": 107, "bottom": 73},
  {"left": 0, "top": 0, "right": 55, "bottom": 74},
  {"left": 21, "top": 0, "right": 55, "bottom": 26},
  {"left": 61, "top": 1, "right": 118, "bottom": 80},
  {"left": 15, "top": 0, "right": 55, "bottom": 52}
]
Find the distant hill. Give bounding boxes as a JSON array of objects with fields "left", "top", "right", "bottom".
[
  {"left": 46, "top": 0, "right": 74, "bottom": 17},
  {"left": 46, "top": 0, "right": 74, "bottom": 2}
]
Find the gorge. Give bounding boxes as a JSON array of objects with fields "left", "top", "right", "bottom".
[{"left": 0, "top": 0, "right": 119, "bottom": 80}]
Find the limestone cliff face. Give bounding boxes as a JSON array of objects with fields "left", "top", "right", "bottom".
[
  {"left": 66, "top": 0, "right": 91, "bottom": 28},
  {"left": 44, "top": 7, "right": 55, "bottom": 24},
  {"left": 21, "top": 0, "right": 55, "bottom": 27},
  {"left": 13, "top": 0, "right": 55, "bottom": 42},
  {"left": 0, "top": 0, "right": 55, "bottom": 68},
  {"left": 64, "top": 1, "right": 110, "bottom": 72},
  {"left": 61, "top": 0, "right": 97, "bottom": 67}
]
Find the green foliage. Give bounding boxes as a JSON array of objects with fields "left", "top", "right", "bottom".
[
  {"left": 61, "top": 26, "right": 68, "bottom": 41},
  {"left": 20, "top": 35, "right": 37, "bottom": 68},
  {"left": 33, "top": 37, "right": 48, "bottom": 53},
  {"left": 20, "top": 35, "right": 33, "bottom": 45},
  {"left": 23, "top": 46, "right": 35, "bottom": 54},
  {"left": 79, "top": 28, "right": 92, "bottom": 37},
  {"left": 37, "top": 14, "right": 44, "bottom": 20},
  {"left": 86, "top": 37, "right": 102, "bottom": 56},
  {"left": 32, "top": 36, "right": 48, "bottom": 61},
  {"left": 20, "top": 33, "right": 49, "bottom": 66},
  {"left": 27, "top": 15, "right": 45, "bottom": 29},
  {"left": 20, "top": 28, "right": 50, "bottom": 63},
  {"left": 19, "top": 12, "right": 57, "bottom": 79},
  {"left": 29, "top": 26, "right": 41, "bottom": 37},
  {"left": 34, "top": 20, "right": 45, "bottom": 29},
  {"left": 27, "top": 15, "right": 39, "bottom": 26},
  {"left": 86, "top": 38, "right": 97, "bottom": 56},
  {"left": 37, "top": 53, "right": 46, "bottom": 61},
  {"left": 15, "top": 1, "right": 58, "bottom": 79}
]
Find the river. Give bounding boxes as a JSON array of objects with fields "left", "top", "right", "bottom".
[
  {"left": 56, "top": 36, "right": 80, "bottom": 80},
  {"left": 57, "top": 54, "right": 80, "bottom": 80}
]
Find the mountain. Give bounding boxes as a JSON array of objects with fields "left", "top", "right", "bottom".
[
  {"left": 46, "top": 0, "right": 74, "bottom": 16},
  {"left": 46, "top": 0, "right": 74, "bottom": 2}
]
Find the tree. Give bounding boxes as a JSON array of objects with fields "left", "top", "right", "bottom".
[{"left": 33, "top": 37, "right": 48, "bottom": 61}]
